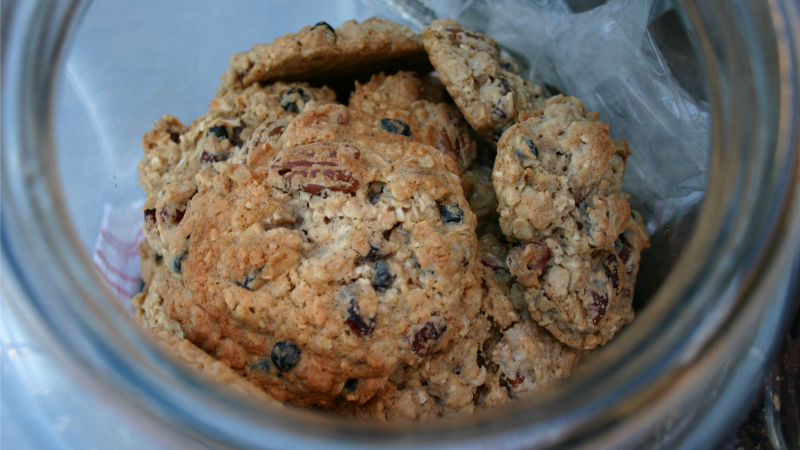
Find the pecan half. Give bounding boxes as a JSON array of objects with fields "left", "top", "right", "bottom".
[{"left": 269, "top": 143, "right": 364, "bottom": 195}]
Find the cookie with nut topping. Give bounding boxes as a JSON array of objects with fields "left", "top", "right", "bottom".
[
  {"left": 219, "top": 18, "right": 432, "bottom": 91},
  {"left": 139, "top": 82, "right": 337, "bottom": 256},
  {"left": 349, "top": 71, "right": 477, "bottom": 173},
  {"left": 156, "top": 103, "right": 480, "bottom": 406},
  {"left": 421, "top": 18, "right": 546, "bottom": 143}
]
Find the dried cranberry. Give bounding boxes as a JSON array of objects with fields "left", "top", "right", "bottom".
[
  {"left": 605, "top": 254, "right": 621, "bottom": 293},
  {"left": 372, "top": 260, "right": 393, "bottom": 292},
  {"left": 481, "top": 258, "right": 503, "bottom": 273},
  {"left": 310, "top": 21, "right": 335, "bottom": 35},
  {"left": 343, "top": 378, "right": 359, "bottom": 392},
  {"left": 438, "top": 203, "right": 463, "bottom": 224},
  {"left": 588, "top": 290, "right": 608, "bottom": 326},
  {"left": 507, "top": 372, "right": 524, "bottom": 388},
  {"left": 410, "top": 316, "right": 446, "bottom": 357},
  {"left": 506, "top": 242, "right": 551, "bottom": 287},
  {"left": 345, "top": 298, "right": 376, "bottom": 336},
  {"left": 378, "top": 118, "right": 411, "bottom": 137},
  {"left": 618, "top": 246, "right": 633, "bottom": 276},
  {"left": 200, "top": 151, "right": 229, "bottom": 163},
  {"left": 144, "top": 208, "right": 156, "bottom": 225},
  {"left": 207, "top": 125, "right": 228, "bottom": 139},
  {"left": 270, "top": 341, "right": 301, "bottom": 372}
]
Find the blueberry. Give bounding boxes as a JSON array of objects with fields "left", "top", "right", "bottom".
[
  {"left": 438, "top": 203, "right": 463, "bottom": 224},
  {"left": 310, "top": 21, "right": 335, "bottom": 35},
  {"left": 252, "top": 358, "right": 271, "bottom": 372},
  {"left": 378, "top": 118, "right": 411, "bottom": 137},
  {"left": 499, "top": 60, "right": 517, "bottom": 72},
  {"left": 343, "top": 378, "right": 359, "bottom": 392},
  {"left": 207, "top": 125, "right": 228, "bottom": 139},
  {"left": 280, "top": 88, "right": 310, "bottom": 113},
  {"left": 270, "top": 341, "right": 301, "bottom": 372},
  {"left": 170, "top": 248, "right": 187, "bottom": 274},
  {"left": 231, "top": 124, "right": 246, "bottom": 147},
  {"left": 235, "top": 268, "right": 262, "bottom": 290},
  {"left": 345, "top": 298, "right": 376, "bottom": 335},
  {"left": 523, "top": 137, "right": 539, "bottom": 157},
  {"left": 372, "top": 260, "right": 393, "bottom": 292}
]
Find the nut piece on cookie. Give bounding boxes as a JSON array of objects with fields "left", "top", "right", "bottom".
[
  {"left": 349, "top": 71, "right": 477, "bottom": 173},
  {"left": 421, "top": 18, "right": 546, "bottom": 143},
  {"left": 139, "top": 82, "right": 337, "bottom": 256},
  {"left": 219, "top": 18, "right": 432, "bottom": 91},
  {"left": 155, "top": 104, "right": 480, "bottom": 406}
]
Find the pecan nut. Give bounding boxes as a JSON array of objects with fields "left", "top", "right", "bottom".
[{"left": 269, "top": 143, "right": 364, "bottom": 195}]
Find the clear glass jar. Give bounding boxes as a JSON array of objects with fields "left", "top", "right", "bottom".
[{"left": 3, "top": 0, "right": 800, "bottom": 448}]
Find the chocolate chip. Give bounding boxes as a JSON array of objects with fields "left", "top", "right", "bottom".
[
  {"left": 207, "top": 125, "right": 228, "bottom": 139},
  {"left": 410, "top": 316, "right": 446, "bottom": 357},
  {"left": 372, "top": 260, "right": 393, "bottom": 292},
  {"left": 523, "top": 137, "right": 539, "bottom": 157},
  {"left": 280, "top": 88, "right": 310, "bottom": 113},
  {"left": 231, "top": 125, "right": 246, "bottom": 147},
  {"left": 343, "top": 378, "right": 359, "bottom": 392},
  {"left": 310, "top": 21, "right": 335, "bottom": 35},
  {"left": 252, "top": 358, "right": 271, "bottom": 372},
  {"left": 200, "top": 151, "right": 229, "bottom": 163},
  {"left": 270, "top": 341, "right": 301, "bottom": 372},
  {"left": 144, "top": 208, "right": 156, "bottom": 226},
  {"left": 438, "top": 203, "right": 463, "bottom": 224},
  {"left": 378, "top": 118, "right": 412, "bottom": 137}
]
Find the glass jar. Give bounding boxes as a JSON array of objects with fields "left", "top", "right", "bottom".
[{"left": 2, "top": 0, "right": 800, "bottom": 448}]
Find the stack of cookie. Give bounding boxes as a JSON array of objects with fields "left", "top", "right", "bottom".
[{"left": 133, "top": 17, "right": 649, "bottom": 421}]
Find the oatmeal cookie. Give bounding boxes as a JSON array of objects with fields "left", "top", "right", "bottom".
[
  {"left": 139, "top": 82, "right": 337, "bottom": 256},
  {"left": 349, "top": 71, "right": 477, "bottom": 172},
  {"left": 219, "top": 18, "right": 432, "bottom": 91},
  {"left": 421, "top": 19, "right": 546, "bottom": 143},
  {"left": 157, "top": 104, "right": 480, "bottom": 406},
  {"left": 333, "top": 234, "right": 582, "bottom": 420},
  {"left": 493, "top": 97, "right": 650, "bottom": 348}
]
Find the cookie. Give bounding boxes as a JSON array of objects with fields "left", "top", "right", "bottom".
[
  {"left": 333, "top": 234, "right": 582, "bottom": 420},
  {"left": 146, "top": 327, "right": 278, "bottom": 404},
  {"left": 219, "top": 18, "right": 432, "bottom": 91},
  {"left": 139, "top": 82, "right": 337, "bottom": 256},
  {"left": 421, "top": 19, "right": 545, "bottom": 143},
  {"left": 494, "top": 96, "right": 650, "bottom": 348},
  {"left": 157, "top": 104, "right": 480, "bottom": 406},
  {"left": 132, "top": 264, "right": 184, "bottom": 338},
  {"left": 349, "top": 71, "right": 477, "bottom": 173}
]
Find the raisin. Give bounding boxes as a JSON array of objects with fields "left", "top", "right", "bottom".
[
  {"left": 280, "top": 88, "right": 310, "bottom": 113},
  {"left": 343, "top": 378, "right": 358, "bottom": 392},
  {"left": 523, "top": 137, "right": 539, "bottom": 157},
  {"left": 200, "top": 151, "right": 229, "bottom": 163},
  {"left": 169, "top": 132, "right": 180, "bottom": 144},
  {"left": 438, "top": 203, "right": 463, "bottom": 224},
  {"left": 378, "top": 118, "right": 411, "bottom": 137},
  {"left": 410, "top": 316, "right": 446, "bottom": 357},
  {"left": 310, "top": 21, "right": 335, "bottom": 35},
  {"left": 372, "top": 260, "right": 393, "bottom": 292},
  {"left": 345, "top": 298, "right": 376, "bottom": 336},
  {"left": 252, "top": 358, "right": 271, "bottom": 372},
  {"left": 506, "top": 242, "right": 551, "bottom": 287},
  {"left": 207, "top": 125, "right": 228, "bottom": 139},
  {"left": 231, "top": 125, "right": 246, "bottom": 147},
  {"left": 605, "top": 254, "right": 621, "bottom": 293},
  {"left": 144, "top": 208, "right": 156, "bottom": 225},
  {"left": 270, "top": 341, "right": 301, "bottom": 372},
  {"left": 588, "top": 290, "right": 608, "bottom": 325}
]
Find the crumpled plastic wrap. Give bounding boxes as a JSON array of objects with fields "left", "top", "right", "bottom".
[{"left": 91, "top": 0, "right": 709, "bottom": 306}]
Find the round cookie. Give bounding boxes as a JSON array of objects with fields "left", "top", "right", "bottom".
[
  {"left": 219, "top": 18, "right": 432, "bottom": 91},
  {"left": 139, "top": 82, "right": 337, "bottom": 256},
  {"left": 349, "top": 71, "right": 477, "bottom": 173},
  {"left": 421, "top": 18, "right": 546, "bottom": 143},
  {"left": 158, "top": 104, "right": 480, "bottom": 406}
]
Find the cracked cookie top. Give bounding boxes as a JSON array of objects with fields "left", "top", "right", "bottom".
[
  {"left": 156, "top": 104, "right": 480, "bottom": 406},
  {"left": 421, "top": 18, "right": 546, "bottom": 143}
]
